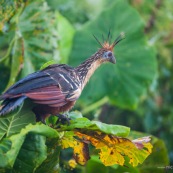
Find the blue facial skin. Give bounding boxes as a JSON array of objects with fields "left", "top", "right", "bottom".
[{"left": 103, "top": 51, "right": 116, "bottom": 64}]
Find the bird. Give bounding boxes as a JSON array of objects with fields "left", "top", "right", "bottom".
[{"left": 0, "top": 32, "right": 125, "bottom": 123}]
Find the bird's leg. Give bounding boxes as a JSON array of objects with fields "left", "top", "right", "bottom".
[
  {"left": 32, "top": 107, "right": 49, "bottom": 124},
  {"left": 40, "top": 118, "right": 46, "bottom": 124},
  {"left": 35, "top": 113, "right": 46, "bottom": 124},
  {"left": 55, "top": 113, "right": 71, "bottom": 125}
]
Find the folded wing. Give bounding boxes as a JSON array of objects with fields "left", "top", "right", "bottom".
[{"left": 0, "top": 64, "right": 81, "bottom": 114}]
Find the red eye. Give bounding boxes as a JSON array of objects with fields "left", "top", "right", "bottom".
[{"left": 108, "top": 52, "right": 112, "bottom": 57}]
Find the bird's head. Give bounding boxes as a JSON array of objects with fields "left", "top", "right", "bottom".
[
  {"left": 93, "top": 32, "right": 125, "bottom": 64},
  {"left": 76, "top": 32, "right": 125, "bottom": 87}
]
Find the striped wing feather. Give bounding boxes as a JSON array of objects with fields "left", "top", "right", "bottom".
[
  {"left": 25, "top": 86, "right": 67, "bottom": 107},
  {"left": 1, "top": 64, "right": 81, "bottom": 108}
]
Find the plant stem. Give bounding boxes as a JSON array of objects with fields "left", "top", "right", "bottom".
[{"left": 82, "top": 96, "right": 109, "bottom": 115}]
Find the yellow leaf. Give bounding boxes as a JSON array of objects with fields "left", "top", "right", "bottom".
[
  {"left": 73, "top": 142, "right": 90, "bottom": 165},
  {"left": 75, "top": 131, "right": 152, "bottom": 167},
  {"left": 99, "top": 146, "right": 125, "bottom": 166},
  {"left": 60, "top": 132, "right": 90, "bottom": 165},
  {"left": 61, "top": 132, "right": 77, "bottom": 149}
]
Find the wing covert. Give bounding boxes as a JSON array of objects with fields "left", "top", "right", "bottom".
[{"left": 1, "top": 64, "right": 81, "bottom": 107}]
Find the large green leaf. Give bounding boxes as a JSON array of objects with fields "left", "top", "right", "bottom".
[
  {"left": 0, "top": 101, "right": 35, "bottom": 140},
  {"left": 69, "top": 0, "right": 157, "bottom": 109},
  {"left": 0, "top": 123, "right": 59, "bottom": 168},
  {"left": 60, "top": 114, "right": 130, "bottom": 137},
  {"left": 17, "top": 1, "right": 59, "bottom": 76},
  {"left": 35, "top": 140, "right": 61, "bottom": 173},
  {"left": 13, "top": 134, "right": 47, "bottom": 173}
]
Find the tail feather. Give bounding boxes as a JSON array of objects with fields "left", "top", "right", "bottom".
[{"left": 0, "top": 96, "right": 27, "bottom": 116}]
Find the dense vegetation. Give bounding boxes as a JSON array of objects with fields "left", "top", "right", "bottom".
[{"left": 0, "top": 0, "right": 172, "bottom": 172}]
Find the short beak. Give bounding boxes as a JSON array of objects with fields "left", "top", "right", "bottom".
[{"left": 109, "top": 55, "right": 116, "bottom": 64}]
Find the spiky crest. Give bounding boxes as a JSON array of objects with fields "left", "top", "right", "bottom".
[{"left": 93, "top": 32, "right": 125, "bottom": 51}]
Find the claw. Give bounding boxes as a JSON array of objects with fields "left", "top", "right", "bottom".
[{"left": 56, "top": 113, "right": 71, "bottom": 125}]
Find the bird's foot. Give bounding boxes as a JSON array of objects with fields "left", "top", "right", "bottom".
[
  {"left": 56, "top": 113, "right": 71, "bottom": 125},
  {"left": 35, "top": 114, "right": 47, "bottom": 124},
  {"left": 41, "top": 119, "right": 46, "bottom": 125}
]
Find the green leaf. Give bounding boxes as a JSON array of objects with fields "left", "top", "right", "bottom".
[
  {"left": 93, "top": 121, "right": 130, "bottom": 137},
  {"left": 18, "top": 1, "right": 59, "bottom": 76},
  {"left": 61, "top": 117, "right": 130, "bottom": 137},
  {"left": 13, "top": 134, "right": 47, "bottom": 173},
  {"left": 0, "top": 101, "right": 35, "bottom": 140},
  {"left": 35, "top": 140, "right": 61, "bottom": 173},
  {"left": 68, "top": 111, "right": 83, "bottom": 120},
  {"left": 0, "top": 123, "right": 59, "bottom": 168},
  {"left": 69, "top": 0, "right": 157, "bottom": 109},
  {"left": 18, "top": 2, "right": 74, "bottom": 73},
  {"left": 6, "top": 37, "right": 24, "bottom": 88}
]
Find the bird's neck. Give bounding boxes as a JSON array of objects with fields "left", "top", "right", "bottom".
[{"left": 75, "top": 53, "right": 102, "bottom": 88}]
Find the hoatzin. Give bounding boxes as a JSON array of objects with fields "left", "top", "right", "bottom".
[{"left": 0, "top": 33, "right": 124, "bottom": 122}]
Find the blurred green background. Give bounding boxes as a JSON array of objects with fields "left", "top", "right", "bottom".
[{"left": 0, "top": 0, "right": 173, "bottom": 172}]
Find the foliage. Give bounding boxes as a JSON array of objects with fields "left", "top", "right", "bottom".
[
  {"left": 85, "top": 131, "right": 169, "bottom": 173},
  {"left": 0, "top": 111, "right": 152, "bottom": 172},
  {"left": 0, "top": 101, "right": 35, "bottom": 140},
  {"left": 0, "top": 0, "right": 74, "bottom": 90},
  {"left": 130, "top": 0, "right": 173, "bottom": 164},
  {"left": 0, "top": 0, "right": 172, "bottom": 172}
]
